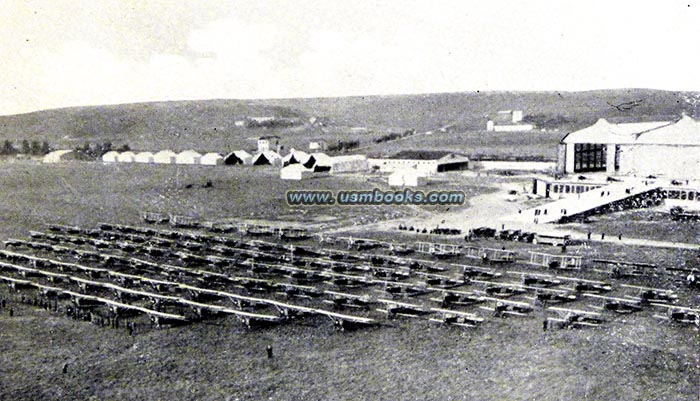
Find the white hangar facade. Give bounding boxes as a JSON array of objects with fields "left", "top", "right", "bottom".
[{"left": 558, "top": 115, "right": 700, "bottom": 179}]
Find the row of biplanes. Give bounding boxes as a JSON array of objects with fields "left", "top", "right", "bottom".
[{"left": 0, "top": 221, "right": 698, "bottom": 334}]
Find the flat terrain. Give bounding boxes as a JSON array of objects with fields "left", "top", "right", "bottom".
[{"left": 0, "top": 159, "right": 698, "bottom": 401}]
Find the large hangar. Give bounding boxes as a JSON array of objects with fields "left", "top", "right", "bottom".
[{"left": 558, "top": 115, "right": 700, "bottom": 179}]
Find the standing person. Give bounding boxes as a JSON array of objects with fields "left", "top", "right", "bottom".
[
  {"left": 618, "top": 233, "right": 622, "bottom": 241},
  {"left": 587, "top": 231, "right": 592, "bottom": 241},
  {"left": 601, "top": 232, "right": 605, "bottom": 240}
]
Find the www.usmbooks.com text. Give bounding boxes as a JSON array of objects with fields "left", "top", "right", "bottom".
[{"left": 286, "top": 188, "right": 465, "bottom": 206}]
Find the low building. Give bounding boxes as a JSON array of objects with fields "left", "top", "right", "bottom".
[
  {"left": 309, "top": 139, "right": 327, "bottom": 151},
  {"left": 327, "top": 155, "right": 369, "bottom": 174},
  {"left": 368, "top": 150, "right": 469, "bottom": 175},
  {"left": 486, "top": 110, "right": 534, "bottom": 132},
  {"left": 388, "top": 168, "right": 425, "bottom": 187}
]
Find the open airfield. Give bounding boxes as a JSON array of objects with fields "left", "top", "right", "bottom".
[{"left": 0, "top": 154, "right": 698, "bottom": 400}]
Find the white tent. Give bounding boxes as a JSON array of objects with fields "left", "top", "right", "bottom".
[
  {"left": 154, "top": 150, "right": 177, "bottom": 164},
  {"left": 134, "top": 151, "right": 154, "bottom": 163},
  {"left": 101, "top": 151, "right": 119, "bottom": 163},
  {"left": 200, "top": 152, "right": 224, "bottom": 165},
  {"left": 175, "top": 150, "right": 202, "bottom": 165},
  {"left": 280, "top": 163, "right": 313, "bottom": 180},
  {"left": 309, "top": 152, "right": 333, "bottom": 171},
  {"left": 42, "top": 150, "right": 74, "bottom": 164},
  {"left": 388, "top": 169, "right": 424, "bottom": 187},
  {"left": 224, "top": 150, "right": 252, "bottom": 165},
  {"left": 282, "top": 149, "right": 311, "bottom": 166},
  {"left": 252, "top": 150, "right": 282, "bottom": 166},
  {"left": 117, "top": 151, "right": 136, "bottom": 163}
]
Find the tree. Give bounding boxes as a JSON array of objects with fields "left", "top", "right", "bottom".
[
  {"left": 20, "top": 139, "right": 30, "bottom": 155},
  {"left": 30, "top": 141, "right": 42, "bottom": 155},
  {"left": 1, "top": 140, "right": 17, "bottom": 155},
  {"left": 41, "top": 141, "right": 51, "bottom": 155}
]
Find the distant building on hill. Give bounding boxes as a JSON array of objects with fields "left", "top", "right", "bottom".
[
  {"left": 486, "top": 110, "right": 534, "bottom": 132},
  {"left": 257, "top": 135, "right": 281, "bottom": 152}
]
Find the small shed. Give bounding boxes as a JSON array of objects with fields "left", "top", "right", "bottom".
[
  {"left": 223, "top": 150, "right": 252, "bottom": 165},
  {"left": 135, "top": 152, "right": 154, "bottom": 163},
  {"left": 117, "top": 151, "right": 136, "bottom": 163},
  {"left": 388, "top": 169, "right": 424, "bottom": 187},
  {"left": 101, "top": 151, "right": 119, "bottom": 163},
  {"left": 175, "top": 150, "right": 202, "bottom": 165},
  {"left": 42, "top": 150, "right": 74, "bottom": 164},
  {"left": 154, "top": 150, "right": 177, "bottom": 164},
  {"left": 200, "top": 152, "right": 224, "bottom": 166}
]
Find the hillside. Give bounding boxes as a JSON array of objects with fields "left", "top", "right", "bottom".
[{"left": 0, "top": 89, "right": 697, "bottom": 154}]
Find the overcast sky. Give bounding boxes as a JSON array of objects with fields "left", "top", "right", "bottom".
[{"left": 1, "top": 0, "right": 699, "bottom": 115}]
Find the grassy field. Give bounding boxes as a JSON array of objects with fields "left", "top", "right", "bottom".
[
  {"left": 1, "top": 89, "right": 696, "bottom": 157},
  {"left": 1, "top": 294, "right": 698, "bottom": 401},
  {"left": 560, "top": 209, "right": 700, "bottom": 245},
  {"left": 361, "top": 130, "right": 565, "bottom": 160},
  {"left": 0, "top": 160, "right": 699, "bottom": 401}
]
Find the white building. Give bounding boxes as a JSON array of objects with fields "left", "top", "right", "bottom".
[
  {"left": 557, "top": 116, "right": 700, "bottom": 178},
  {"left": 388, "top": 168, "right": 425, "bottom": 187},
  {"left": 486, "top": 110, "right": 534, "bottom": 132},
  {"left": 327, "top": 155, "right": 369, "bottom": 174},
  {"left": 257, "top": 136, "right": 280, "bottom": 152},
  {"left": 368, "top": 151, "right": 469, "bottom": 175}
]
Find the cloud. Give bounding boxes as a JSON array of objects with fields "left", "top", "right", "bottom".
[{"left": 1, "top": 0, "right": 699, "bottom": 115}]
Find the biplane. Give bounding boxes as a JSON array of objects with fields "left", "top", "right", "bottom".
[
  {"left": 275, "top": 283, "right": 324, "bottom": 299},
  {"left": 478, "top": 297, "right": 533, "bottom": 317},
  {"left": 583, "top": 294, "right": 644, "bottom": 314},
  {"left": 621, "top": 284, "right": 677, "bottom": 305},
  {"left": 323, "top": 291, "right": 374, "bottom": 310},
  {"left": 376, "top": 299, "right": 432, "bottom": 318},
  {"left": 430, "top": 289, "right": 486, "bottom": 307},
  {"left": 429, "top": 308, "right": 484, "bottom": 328},
  {"left": 546, "top": 307, "right": 605, "bottom": 329},
  {"left": 653, "top": 305, "right": 700, "bottom": 326},
  {"left": 557, "top": 277, "right": 612, "bottom": 294},
  {"left": 474, "top": 280, "right": 528, "bottom": 298}
]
